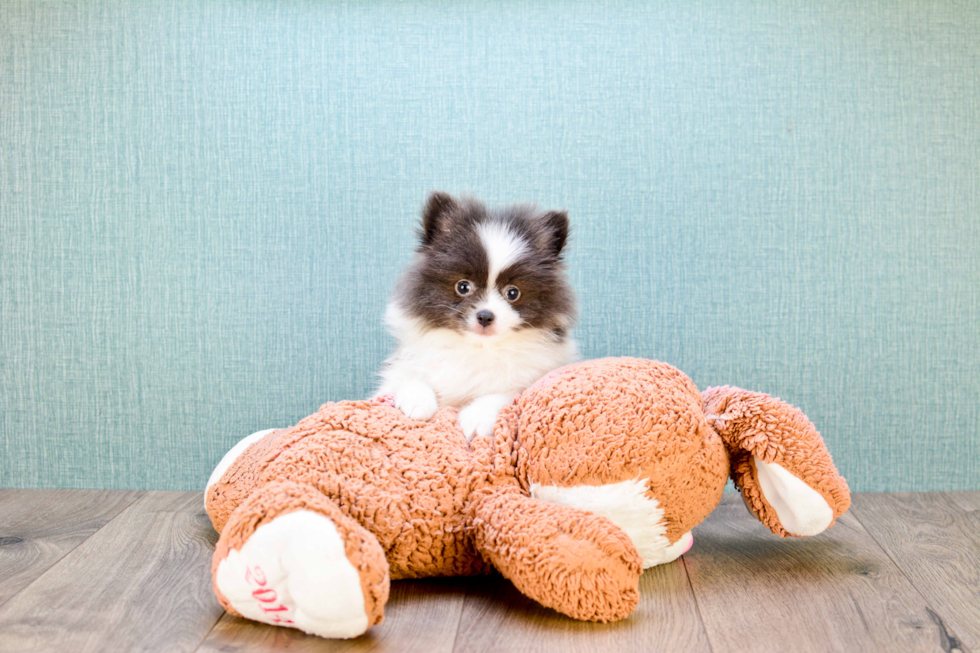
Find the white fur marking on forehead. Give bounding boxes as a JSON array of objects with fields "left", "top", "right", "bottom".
[{"left": 478, "top": 221, "right": 528, "bottom": 287}]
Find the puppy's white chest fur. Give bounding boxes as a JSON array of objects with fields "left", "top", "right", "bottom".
[{"left": 379, "top": 305, "right": 575, "bottom": 407}]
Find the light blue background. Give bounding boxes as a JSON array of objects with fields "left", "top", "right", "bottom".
[{"left": 2, "top": 1, "right": 978, "bottom": 491}]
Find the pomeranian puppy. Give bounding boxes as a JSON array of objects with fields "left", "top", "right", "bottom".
[{"left": 376, "top": 192, "right": 578, "bottom": 440}]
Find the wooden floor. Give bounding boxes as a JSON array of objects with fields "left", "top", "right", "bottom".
[{"left": 0, "top": 491, "right": 976, "bottom": 653}]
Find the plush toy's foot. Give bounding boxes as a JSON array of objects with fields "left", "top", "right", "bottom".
[
  {"left": 215, "top": 511, "right": 372, "bottom": 637},
  {"left": 652, "top": 531, "right": 693, "bottom": 565},
  {"left": 469, "top": 488, "right": 644, "bottom": 622},
  {"left": 703, "top": 386, "right": 851, "bottom": 538},
  {"left": 213, "top": 482, "right": 390, "bottom": 639},
  {"left": 752, "top": 458, "right": 834, "bottom": 536}
]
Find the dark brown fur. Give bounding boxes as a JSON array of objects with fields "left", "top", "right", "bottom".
[{"left": 394, "top": 192, "right": 577, "bottom": 337}]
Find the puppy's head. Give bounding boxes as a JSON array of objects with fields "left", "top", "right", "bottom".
[{"left": 392, "top": 192, "right": 577, "bottom": 342}]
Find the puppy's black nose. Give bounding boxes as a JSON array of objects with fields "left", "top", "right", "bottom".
[{"left": 476, "top": 310, "right": 495, "bottom": 327}]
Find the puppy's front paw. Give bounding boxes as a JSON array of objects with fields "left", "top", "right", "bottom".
[
  {"left": 458, "top": 394, "right": 515, "bottom": 441},
  {"left": 394, "top": 382, "right": 438, "bottom": 421}
]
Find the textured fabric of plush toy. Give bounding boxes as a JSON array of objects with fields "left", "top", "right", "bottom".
[
  {"left": 515, "top": 358, "right": 730, "bottom": 542},
  {"left": 702, "top": 386, "right": 851, "bottom": 536},
  {"left": 206, "top": 357, "right": 851, "bottom": 634},
  {"left": 209, "top": 401, "right": 500, "bottom": 580},
  {"left": 212, "top": 479, "right": 391, "bottom": 627}
]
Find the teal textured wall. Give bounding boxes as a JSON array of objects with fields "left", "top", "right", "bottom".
[{"left": 1, "top": 1, "right": 978, "bottom": 491}]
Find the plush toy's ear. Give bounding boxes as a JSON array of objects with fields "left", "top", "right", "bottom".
[
  {"left": 536, "top": 209, "right": 569, "bottom": 258},
  {"left": 703, "top": 386, "right": 851, "bottom": 538},
  {"left": 420, "top": 191, "right": 458, "bottom": 247}
]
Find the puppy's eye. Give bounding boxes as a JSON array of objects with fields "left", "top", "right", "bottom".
[
  {"left": 504, "top": 286, "right": 520, "bottom": 302},
  {"left": 455, "top": 280, "right": 473, "bottom": 296}
]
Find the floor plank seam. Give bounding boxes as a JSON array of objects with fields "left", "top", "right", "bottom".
[
  {"left": 190, "top": 607, "right": 229, "bottom": 652},
  {"left": 680, "top": 556, "right": 716, "bottom": 653},
  {"left": 448, "top": 582, "right": 473, "bottom": 653},
  {"left": 0, "top": 490, "right": 146, "bottom": 612},
  {"left": 848, "top": 502, "right": 969, "bottom": 652},
  {"left": 189, "top": 499, "right": 226, "bottom": 653}
]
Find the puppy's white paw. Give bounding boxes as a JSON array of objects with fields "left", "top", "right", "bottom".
[
  {"left": 394, "top": 381, "right": 438, "bottom": 421},
  {"left": 458, "top": 394, "right": 515, "bottom": 441}
]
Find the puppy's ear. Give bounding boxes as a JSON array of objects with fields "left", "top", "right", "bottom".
[
  {"left": 537, "top": 210, "right": 569, "bottom": 258},
  {"left": 420, "top": 191, "right": 458, "bottom": 246}
]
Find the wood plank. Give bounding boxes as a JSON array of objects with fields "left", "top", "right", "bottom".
[
  {"left": 0, "top": 491, "right": 222, "bottom": 653},
  {"left": 0, "top": 489, "right": 143, "bottom": 607},
  {"left": 196, "top": 577, "right": 466, "bottom": 653},
  {"left": 850, "top": 492, "right": 979, "bottom": 653},
  {"left": 2, "top": 489, "right": 974, "bottom": 652},
  {"left": 452, "top": 558, "right": 710, "bottom": 652},
  {"left": 684, "top": 494, "right": 950, "bottom": 653},
  {"left": 945, "top": 491, "right": 980, "bottom": 513}
]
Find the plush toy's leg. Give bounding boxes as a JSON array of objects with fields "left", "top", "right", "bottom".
[
  {"left": 212, "top": 480, "right": 389, "bottom": 639},
  {"left": 206, "top": 429, "right": 280, "bottom": 533},
  {"left": 530, "top": 478, "right": 693, "bottom": 569},
  {"left": 658, "top": 531, "right": 694, "bottom": 563},
  {"left": 703, "top": 386, "right": 851, "bottom": 538},
  {"left": 468, "top": 486, "right": 643, "bottom": 622},
  {"left": 206, "top": 429, "right": 278, "bottom": 493}
]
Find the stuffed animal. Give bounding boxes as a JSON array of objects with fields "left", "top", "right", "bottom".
[{"left": 205, "top": 357, "right": 850, "bottom": 639}]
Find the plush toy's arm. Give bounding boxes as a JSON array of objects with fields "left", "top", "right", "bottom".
[
  {"left": 703, "top": 386, "right": 851, "bottom": 538},
  {"left": 466, "top": 484, "right": 642, "bottom": 622}
]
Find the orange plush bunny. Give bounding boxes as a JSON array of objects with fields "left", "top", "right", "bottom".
[{"left": 205, "top": 357, "right": 850, "bottom": 638}]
